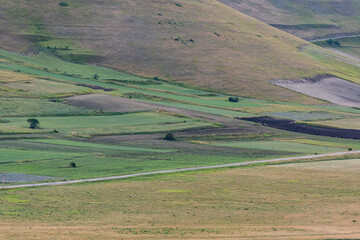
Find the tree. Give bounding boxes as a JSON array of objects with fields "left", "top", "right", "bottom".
[
  {"left": 164, "top": 132, "right": 175, "bottom": 141},
  {"left": 93, "top": 74, "right": 99, "bottom": 80},
  {"left": 334, "top": 40, "right": 341, "bottom": 47},
  {"left": 27, "top": 119, "right": 39, "bottom": 129},
  {"left": 326, "top": 39, "right": 334, "bottom": 46}
]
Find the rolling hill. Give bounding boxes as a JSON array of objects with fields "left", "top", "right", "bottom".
[
  {"left": 217, "top": 0, "right": 360, "bottom": 39},
  {"left": 0, "top": 0, "right": 359, "bottom": 103}
]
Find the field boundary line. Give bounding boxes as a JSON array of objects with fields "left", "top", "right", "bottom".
[{"left": 1, "top": 150, "right": 359, "bottom": 189}]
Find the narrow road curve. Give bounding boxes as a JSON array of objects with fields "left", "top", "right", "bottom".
[
  {"left": 1, "top": 150, "right": 359, "bottom": 189},
  {"left": 326, "top": 48, "right": 360, "bottom": 63},
  {"left": 307, "top": 34, "right": 360, "bottom": 42}
]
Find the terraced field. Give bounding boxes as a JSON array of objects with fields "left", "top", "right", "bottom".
[{"left": 0, "top": 47, "right": 359, "bottom": 183}]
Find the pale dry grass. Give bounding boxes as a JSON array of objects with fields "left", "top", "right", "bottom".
[
  {"left": 0, "top": 69, "right": 35, "bottom": 83},
  {"left": 1, "top": 160, "right": 360, "bottom": 239},
  {"left": 310, "top": 118, "right": 360, "bottom": 130}
]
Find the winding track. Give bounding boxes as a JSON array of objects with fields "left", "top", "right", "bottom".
[
  {"left": 1, "top": 150, "right": 359, "bottom": 190},
  {"left": 308, "top": 34, "right": 360, "bottom": 42}
]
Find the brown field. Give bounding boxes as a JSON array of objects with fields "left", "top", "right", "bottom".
[
  {"left": 272, "top": 76, "right": 360, "bottom": 108},
  {"left": 66, "top": 94, "right": 155, "bottom": 113},
  {"left": 1, "top": 159, "right": 360, "bottom": 239}
]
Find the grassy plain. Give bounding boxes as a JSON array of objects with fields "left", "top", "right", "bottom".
[{"left": 1, "top": 159, "right": 360, "bottom": 239}]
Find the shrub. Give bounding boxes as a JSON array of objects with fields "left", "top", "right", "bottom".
[
  {"left": 69, "top": 161, "right": 77, "bottom": 168},
  {"left": 59, "top": 2, "right": 68, "bottom": 7},
  {"left": 228, "top": 97, "right": 239, "bottom": 102},
  {"left": 164, "top": 132, "right": 175, "bottom": 141},
  {"left": 348, "top": 148, "right": 353, "bottom": 151}
]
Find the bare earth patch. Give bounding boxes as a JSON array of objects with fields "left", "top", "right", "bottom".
[
  {"left": 0, "top": 173, "right": 56, "bottom": 183},
  {"left": 272, "top": 77, "right": 360, "bottom": 108},
  {"left": 65, "top": 94, "right": 155, "bottom": 112}
]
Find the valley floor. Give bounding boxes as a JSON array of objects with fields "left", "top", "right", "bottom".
[{"left": 1, "top": 159, "right": 360, "bottom": 239}]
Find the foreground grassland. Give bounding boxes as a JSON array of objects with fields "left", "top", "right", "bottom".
[{"left": 1, "top": 160, "right": 360, "bottom": 239}]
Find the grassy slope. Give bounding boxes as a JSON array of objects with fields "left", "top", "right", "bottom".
[
  {"left": 217, "top": 0, "right": 360, "bottom": 39},
  {"left": 0, "top": 0, "right": 359, "bottom": 103}
]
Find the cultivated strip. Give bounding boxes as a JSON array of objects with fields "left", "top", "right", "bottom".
[{"left": 1, "top": 150, "right": 359, "bottom": 189}]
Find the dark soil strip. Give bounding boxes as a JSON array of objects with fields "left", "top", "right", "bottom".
[
  {"left": 240, "top": 116, "right": 360, "bottom": 140},
  {"left": 74, "top": 83, "right": 115, "bottom": 91}
]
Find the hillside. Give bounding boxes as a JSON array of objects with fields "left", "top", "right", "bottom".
[
  {"left": 217, "top": 0, "right": 360, "bottom": 39},
  {"left": 0, "top": 0, "right": 359, "bottom": 102}
]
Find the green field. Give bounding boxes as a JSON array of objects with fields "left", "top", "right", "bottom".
[
  {"left": 0, "top": 49, "right": 148, "bottom": 82},
  {"left": 0, "top": 137, "right": 292, "bottom": 180},
  {"left": 0, "top": 98, "right": 89, "bottom": 117},
  {"left": 0, "top": 111, "right": 212, "bottom": 136}
]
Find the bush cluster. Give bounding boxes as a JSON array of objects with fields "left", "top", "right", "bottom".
[{"left": 228, "top": 97, "right": 239, "bottom": 102}]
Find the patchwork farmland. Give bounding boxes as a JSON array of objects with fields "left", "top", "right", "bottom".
[{"left": 0, "top": 0, "right": 360, "bottom": 239}]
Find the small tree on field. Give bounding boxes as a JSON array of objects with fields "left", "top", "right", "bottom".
[
  {"left": 27, "top": 119, "right": 39, "bottom": 129},
  {"left": 164, "top": 132, "right": 175, "bottom": 141},
  {"left": 326, "top": 39, "right": 334, "bottom": 46},
  {"left": 228, "top": 97, "right": 239, "bottom": 102},
  {"left": 93, "top": 74, "right": 99, "bottom": 80},
  {"left": 69, "top": 161, "right": 77, "bottom": 168}
]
